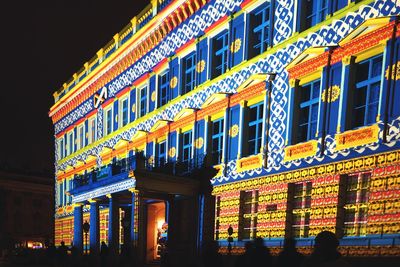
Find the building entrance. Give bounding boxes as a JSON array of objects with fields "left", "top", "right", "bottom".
[{"left": 145, "top": 200, "right": 167, "bottom": 264}]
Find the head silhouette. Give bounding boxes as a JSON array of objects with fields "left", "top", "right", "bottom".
[
  {"left": 314, "top": 231, "right": 339, "bottom": 252},
  {"left": 283, "top": 237, "right": 296, "bottom": 250}
]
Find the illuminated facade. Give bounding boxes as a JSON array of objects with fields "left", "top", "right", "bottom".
[{"left": 49, "top": 0, "right": 400, "bottom": 263}]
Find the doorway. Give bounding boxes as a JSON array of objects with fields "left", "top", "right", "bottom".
[{"left": 145, "top": 200, "right": 167, "bottom": 264}]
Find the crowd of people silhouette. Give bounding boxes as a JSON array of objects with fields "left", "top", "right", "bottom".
[{"left": 1, "top": 231, "right": 365, "bottom": 267}]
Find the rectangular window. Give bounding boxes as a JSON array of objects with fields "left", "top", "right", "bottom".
[
  {"left": 139, "top": 86, "right": 148, "bottom": 117},
  {"left": 182, "top": 131, "right": 192, "bottom": 164},
  {"left": 248, "top": 3, "right": 271, "bottom": 59},
  {"left": 88, "top": 117, "right": 96, "bottom": 144},
  {"left": 212, "top": 30, "right": 229, "bottom": 79},
  {"left": 59, "top": 183, "right": 63, "bottom": 207},
  {"left": 351, "top": 54, "right": 382, "bottom": 128},
  {"left": 238, "top": 190, "right": 259, "bottom": 240},
  {"left": 182, "top": 53, "right": 196, "bottom": 94},
  {"left": 248, "top": 102, "right": 264, "bottom": 156},
  {"left": 291, "top": 181, "right": 312, "bottom": 238},
  {"left": 343, "top": 172, "right": 370, "bottom": 236},
  {"left": 301, "top": 0, "right": 329, "bottom": 31},
  {"left": 296, "top": 80, "right": 320, "bottom": 143},
  {"left": 77, "top": 125, "right": 84, "bottom": 150},
  {"left": 157, "top": 141, "right": 166, "bottom": 167},
  {"left": 212, "top": 118, "right": 224, "bottom": 165},
  {"left": 158, "top": 71, "right": 170, "bottom": 107},
  {"left": 68, "top": 132, "right": 74, "bottom": 155},
  {"left": 105, "top": 108, "right": 113, "bottom": 136},
  {"left": 59, "top": 139, "right": 64, "bottom": 159},
  {"left": 120, "top": 98, "right": 129, "bottom": 127}
]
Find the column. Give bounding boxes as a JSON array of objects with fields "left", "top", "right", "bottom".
[
  {"left": 107, "top": 194, "right": 120, "bottom": 258},
  {"left": 73, "top": 204, "right": 83, "bottom": 253},
  {"left": 89, "top": 200, "right": 100, "bottom": 255}
]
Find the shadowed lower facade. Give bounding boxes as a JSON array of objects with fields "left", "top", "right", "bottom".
[{"left": 49, "top": 0, "right": 400, "bottom": 264}]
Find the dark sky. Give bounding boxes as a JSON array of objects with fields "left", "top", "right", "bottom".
[{"left": 1, "top": 0, "right": 149, "bottom": 174}]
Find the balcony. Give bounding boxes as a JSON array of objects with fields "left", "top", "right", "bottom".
[{"left": 69, "top": 152, "right": 216, "bottom": 194}]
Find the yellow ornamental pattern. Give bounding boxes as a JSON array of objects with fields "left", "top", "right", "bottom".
[
  {"left": 195, "top": 137, "right": 204, "bottom": 149},
  {"left": 321, "top": 85, "right": 340, "bottom": 102},
  {"left": 228, "top": 124, "right": 239, "bottom": 137},
  {"left": 230, "top": 38, "right": 242, "bottom": 53},
  {"left": 170, "top": 76, "right": 178, "bottom": 88},
  {"left": 168, "top": 147, "right": 176, "bottom": 158},
  {"left": 385, "top": 61, "right": 400, "bottom": 80},
  {"left": 151, "top": 91, "right": 156, "bottom": 102},
  {"left": 196, "top": 60, "right": 206, "bottom": 73}
]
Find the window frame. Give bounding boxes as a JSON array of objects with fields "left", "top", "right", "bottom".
[
  {"left": 104, "top": 107, "right": 113, "bottom": 136},
  {"left": 342, "top": 172, "right": 370, "bottom": 237},
  {"left": 247, "top": 3, "right": 272, "bottom": 59},
  {"left": 157, "top": 140, "right": 167, "bottom": 167},
  {"left": 182, "top": 52, "right": 197, "bottom": 95},
  {"left": 296, "top": 79, "right": 321, "bottom": 143},
  {"left": 300, "top": 0, "right": 329, "bottom": 31},
  {"left": 67, "top": 131, "right": 74, "bottom": 156},
  {"left": 88, "top": 117, "right": 96, "bottom": 144},
  {"left": 211, "top": 30, "right": 229, "bottom": 79},
  {"left": 211, "top": 118, "right": 224, "bottom": 165},
  {"left": 181, "top": 130, "right": 193, "bottom": 164},
  {"left": 247, "top": 102, "right": 264, "bottom": 156},
  {"left": 119, "top": 96, "right": 130, "bottom": 128},
  {"left": 291, "top": 181, "right": 312, "bottom": 238},
  {"left": 138, "top": 86, "right": 148, "bottom": 118},
  {"left": 158, "top": 70, "right": 170, "bottom": 107},
  {"left": 77, "top": 125, "right": 84, "bottom": 150},
  {"left": 238, "top": 189, "right": 259, "bottom": 240},
  {"left": 350, "top": 54, "right": 383, "bottom": 129}
]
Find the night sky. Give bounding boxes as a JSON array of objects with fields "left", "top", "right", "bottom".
[{"left": 1, "top": 0, "right": 148, "bottom": 175}]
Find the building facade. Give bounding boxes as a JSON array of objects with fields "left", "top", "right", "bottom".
[
  {"left": 0, "top": 171, "right": 53, "bottom": 255},
  {"left": 49, "top": 0, "right": 400, "bottom": 264}
]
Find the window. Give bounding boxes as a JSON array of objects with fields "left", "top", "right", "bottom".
[
  {"left": 104, "top": 108, "right": 113, "bottom": 136},
  {"left": 120, "top": 97, "right": 129, "bottom": 127},
  {"left": 157, "top": 141, "right": 166, "bottom": 167},
  {"left": 248, "top": 103, "right": 264, "bottom": 156},
  {"left": 332, "top": 0, "right": 348, "bottom": 12},
  {"left": 238, "top": 190, "right": 259, "bottom": 240},
  {"left": 211, "top": 118, "right": 224, "bottom": 165},
  {"left": 68, "top": 132, "right": 74, "bottom": 155},
  {"left": 182, "top": 53, "right": 196, "bottom": 94},
  {"left": 351, "top": 54, "right": 382, "bottom": 129},
  {"left": 296, "top": 80, "right": 320, "bottom": 143},
  {"left": 248, "top": 4, "right": 271, "bottom": 59},
  {"left": 300, "top": 0, "right": 329, "bottom": 31},
  {"left": 139, "top": 86, "right": 148, "bottom": 117},
  {"left": 291, "top": 181, "right": 312, "bottom": 238},
  {"left": 211, "top": 30, "right": 229, "bottom": 78},
  {"left": 59, "top": 139, "right": 64, "bottom": 159},
  {"left": 182, "top": 130, "right": 192, "bottom": 164},
  {"left": 342, "top": 172, "right": 370, "bottom": 236},
  {"left": 158, "top": 71, "right": 170, "bottom": 107},
  {"left": 88, "top": 118, "right": 96, "bottom": 144},
  {"left": 77, "top": 125, "right": 84, "bottom": 150}
]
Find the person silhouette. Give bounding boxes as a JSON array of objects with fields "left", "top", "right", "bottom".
[
  {"left": 200, "top": 240, "right": 223, "bottom": 267},
  {"left": 276, "top": 237, "right": 304, "bottom": 267},
  {"left": 57, "top": 241, "right": 68, "bottom": 267},
  {"left": 234, "top": 241, "right": 253, "bottom": 267},
  {"left": 251, "top": 237, "right": 272, "bottom": 266},
  {"left": 302, "top": 231, "right": 351, "bottom": 267},
  {"left": 100, "top": 241, "right": 109, "bottom": 267}
]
